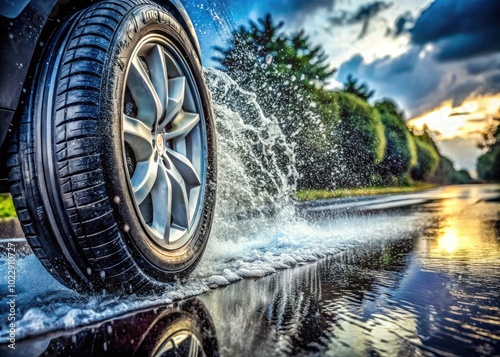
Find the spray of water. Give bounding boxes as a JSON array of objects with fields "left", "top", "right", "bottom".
[
  {"left": 204, "top": 68, "right": 300, "bottom": 241},
  {"left": 0, "top": 69, "right": 428, "bottom": 341}
]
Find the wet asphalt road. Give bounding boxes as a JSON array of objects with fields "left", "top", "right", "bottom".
[{"left": 2, "top": 184, "right": 500, "bottom": 356}]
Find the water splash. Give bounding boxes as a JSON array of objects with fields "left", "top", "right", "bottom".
[
  {"left": 0, "top": 68, "right": 431, "bottom": 343},
  {"left": 205, "top": 68, "right": 299, "bottom": 240}
]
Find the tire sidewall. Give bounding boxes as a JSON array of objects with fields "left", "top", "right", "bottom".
[{"left": 100, "top": 4, "right": 217, "bottom": 279}]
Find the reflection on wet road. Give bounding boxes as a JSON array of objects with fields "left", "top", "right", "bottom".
[
  {"left": 9, "top": 300, "right": 219, "bottom": 356},
  {"left": 202, "top": 186, "right": 500, "bottom": 356},
  {"left": 2, "top": 184, "right": 499, "bottom": 356},
  {"left": 202, "top": 185, "right": 500, "bottom": 356}
]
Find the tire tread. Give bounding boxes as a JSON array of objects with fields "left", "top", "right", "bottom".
[{"left": 7, "top": 0, "right": 211, "bottom": 293}]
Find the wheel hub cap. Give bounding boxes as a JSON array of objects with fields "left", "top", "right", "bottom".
[
  {"left": 156, "top": 133, "right": 164, "bottom": 153},
  {"left": 122, "top": 35, "right": 207, "bottom": 249}
]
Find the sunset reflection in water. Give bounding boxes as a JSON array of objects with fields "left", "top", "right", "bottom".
[{"left": 422, "top": 185, "right": 500, "bottom": 274}]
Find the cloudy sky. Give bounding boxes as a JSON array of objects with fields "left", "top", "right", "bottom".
[{"left": 184, "top": 0, "right": 500, "bottom": 175}]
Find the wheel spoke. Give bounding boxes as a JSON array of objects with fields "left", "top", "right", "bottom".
[
  {"left": 127, "top": 56, "right": 163, "bottom": 127},
  {"left": 150, "top": 161, "right": 172, "bottom": 242},
  {"left": 123, "top": 115, "right": 153, "bottom": 162},
  {"left": 164, "top": 111, "right": 200, "bottom": 141},
  {"left": 123, "top": 40, "right": 207, "bottom": 246},
  {"left": 163, "top": 154, "right": 190, "bottom": 229},
  {"left": 162, "top": 76, "right": 186, "bottom": 126},
  {"left": 145, "top": 45, "right": 168, "bottom": 118},
  {"left": 131, "top": 154, "right": 158, "bottom": 205},
  {"left": 189, "top": 336, "right": 199, "bottom": 357},
  {"left": 167, "top": 148, "right": 201, "bottom": 187}
]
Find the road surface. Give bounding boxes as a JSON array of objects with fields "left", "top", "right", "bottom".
[{"left": 1, "top": 184, "right": 499, "bottom": 356}]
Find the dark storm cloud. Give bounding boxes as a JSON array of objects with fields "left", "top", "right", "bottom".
[
  {"left": 391, "top": 12, "right": 413, "bottom": 37},
  {"left": 466, "top": 55, "right": 500, "bottom": 76},
  {"left": 337, "top": 47, "right": 422, "bottom": 85},
  {"left": 327, "top": 1, "right": 392, "bottom": 39},
  {"left": 337, "top": 50, "right": 500, "bottom": 117},
  {"left": 337, "top": 47, "right": 444, "bottom": 116},
  {"left": 375, "top": 48, "right": 419, "bottom": 76},
  {"left": 449, "top": 80, "right": 485, "bottom": 107},
  {"left": 411, "top": 0, "right": 500, "bottom": 61},
  {"left": 487, "top": 72, "right": 500, "bottom": 92},
  {"left": 337, "top": 54, "right": 364, "bottom": 80},
  {"left": 336, "top": 0, "right": 500, "bottom": 118}
]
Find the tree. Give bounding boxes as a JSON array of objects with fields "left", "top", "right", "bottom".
[
  {"left": 452, "top": 169, "right": 473, "bottom": 184},
  {"left": 430, "top": 156, "right": 456, "bottom": 185},
  {"left": 429, "top": 156, "right": 473, "bottom": 185},
  {"left": 477, "top": 147, "right": 500, "bottom": 181},
  {"left": 214, "top": 14, "right": 336, "bottom": 137},
  {"left": 410, "top": 131, "right": 440, "bottom": 181},
  {"left": 343, "top": 74, "right": 375, "bottom": 101},
  {"left": 297, "top": 90, "right": 340, "bottom": 189},
  {"left": 214, "top": 14, "right": 335, "bottom": 96},
  {"left": 334, "top": 92, "right": 386, "bottom": 187},
  {"left": 214, "top": 14, "right": 337, "bottom": 189},
  {"left": 476, "top": 111, "right": 500, "bottom": 182},
  {"left": 374, "top": 100, "right": 416, "bottom": 185},
  {"left": 477, "top": 117, "right": 500, "bottom": 151}
]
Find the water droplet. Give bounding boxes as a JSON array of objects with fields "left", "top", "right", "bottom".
[{"left": 265, "top": 54, "right": 273, "bottom": 65}]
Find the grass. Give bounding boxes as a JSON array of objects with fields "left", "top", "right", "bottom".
[
  {"left": 295, "top": 183, "right": 438, "bottom": 201},
  {"left": 0, "top": 193, "right": 16, "bottom": 218},
  {"left": 0, "top": 183, "right": 439, "bottom": 215}
]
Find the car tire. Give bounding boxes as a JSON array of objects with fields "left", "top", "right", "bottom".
[{"left": 7, "top": 0, "right": 216, "bottom": 293}]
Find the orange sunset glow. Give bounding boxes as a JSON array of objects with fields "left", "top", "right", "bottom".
[{"left": 408, "top": 95, "right": 500, "bottom": 140}]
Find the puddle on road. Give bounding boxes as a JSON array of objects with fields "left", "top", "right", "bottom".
[
  {"left": 201, "top": 185, "right": 500, "bottom": 356},
  {"left": 1, "top": 185, "right": 499, "bottom": 356}
]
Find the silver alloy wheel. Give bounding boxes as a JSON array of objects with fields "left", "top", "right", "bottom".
[
  {"left": 123, "top": 35, "right": 207, "bottom": 249},
  {"left": 154, "top": 330, "right": 206, "bottom": 357}
]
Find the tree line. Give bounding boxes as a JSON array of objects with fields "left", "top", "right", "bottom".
[
  {"left": 476, "top": 116, "right": 500, "bottom": 181},
  {"left": 214, "top": 15, "right": 473, "bottom": 190}
]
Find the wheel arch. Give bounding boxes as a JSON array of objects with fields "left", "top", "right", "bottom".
[
  {"left": 149, "top": 0, "right": 202, "bottom": 59},
  {"left": 0, "top": 0, "right": 202, "bottom": 192}
]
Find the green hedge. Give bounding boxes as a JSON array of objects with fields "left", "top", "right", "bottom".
[
  {"left": 0, "top": 194, "right": 16, "bottom": 218},
  {"left": 410, "top": 133, "right": 440, "bottom": 181},
  {"left": 297, "top": 90, "right": 340, "bottom": 189},
  {"left": 375, "top": 100, "right": 417, "bottom": 183},
  {"left": 477, "top": 146, "right": 500, "bottom": 181},
  {"left": 333, "top": 92, "right": 386, "bottom": 187}
]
